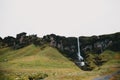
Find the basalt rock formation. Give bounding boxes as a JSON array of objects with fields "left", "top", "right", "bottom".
[{"left": 43, "top": 32, "right": 120, "bottom": 60}]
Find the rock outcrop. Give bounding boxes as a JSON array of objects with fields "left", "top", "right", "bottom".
[{"left": 43, "top": 32, "right": 120, "bottom": 60}]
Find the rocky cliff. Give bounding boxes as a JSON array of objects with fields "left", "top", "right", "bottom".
[{"left": 43, "top": 32, "right": 120, "bottom": 60}]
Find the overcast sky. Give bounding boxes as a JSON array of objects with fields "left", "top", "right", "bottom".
[{"left": 0, "top": 0, "right": 120, "bottom": 38}]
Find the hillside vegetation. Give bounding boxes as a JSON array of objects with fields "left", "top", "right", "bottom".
[{"left": 0, "top": 44, "right": 120, "bottom": 80}]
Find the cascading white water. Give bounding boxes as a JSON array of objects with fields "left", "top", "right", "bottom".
[
  {"left": 77, "top": 37, "right": 85, "bottom": 66},
  {"left": 77, "top": 37, "right": 83, "bottom": 60}
]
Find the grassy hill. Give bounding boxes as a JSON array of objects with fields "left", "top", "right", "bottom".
[{"left": 0, "top": 44, "right": 120, "bottom": 80}]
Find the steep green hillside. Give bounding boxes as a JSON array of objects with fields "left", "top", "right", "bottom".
[
  {"left": 0, "top": 44, "right": 80, "bottom": 80},
  {"left": 0, "top": 44, "right": 78, "bottom": 68},
  {"left": 0, "top": 44, "right": 120, "bottom": 80}
]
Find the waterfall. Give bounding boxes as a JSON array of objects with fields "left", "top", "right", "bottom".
[{"left": 77, "top": 37, "right": 83, "bottom": 61}]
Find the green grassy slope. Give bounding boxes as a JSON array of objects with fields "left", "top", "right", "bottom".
[
  {"left": 0, "top": 44, "right": 80, "bottom": 80},
  {"left": 0, "top": 44, "right": 120, "bottom": 80},
  {"left": 0, "top": 44, "right": 78, "bottom": 69}
]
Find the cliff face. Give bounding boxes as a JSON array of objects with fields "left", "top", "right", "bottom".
[
  {"left": 43, "top": 34, "right": 78, "bottom": 59},
  {"left": 43, "top": 32, "right": 120, "bottom": 60},
  {"left": 0, "top": 32, "right": 120, "bottom": 60}
]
